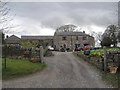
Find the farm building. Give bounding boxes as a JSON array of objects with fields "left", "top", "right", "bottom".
[{"left": 5, "top": 25, "right": 95, "bottom": 50}]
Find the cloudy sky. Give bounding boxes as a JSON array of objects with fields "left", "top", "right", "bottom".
[{"left": 6, "top": 2, "right": 118, "bottom": 37}]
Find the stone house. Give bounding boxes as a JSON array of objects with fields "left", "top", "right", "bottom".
[
  {"left": 5, "top": 35, "right": 21, "bottom": 45},
  {"left": 54, "top": 31, "right": 95, "bottom": 50},
  {"left": 5, "top": 32, "right": 95, "bottom": 50}
]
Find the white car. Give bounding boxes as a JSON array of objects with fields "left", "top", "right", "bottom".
[{"left": 48, "top": 46, "right": 54, "bottom": 51}]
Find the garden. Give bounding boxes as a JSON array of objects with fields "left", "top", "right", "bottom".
[
  {"left": 2, "top": 40, "right": 54, "bottom": 80},
  {"left": 2, "top": 58, "right": 46, "bottom": 79},
  {"left": 74, "top": 47, "right": 120, "bottom": 87}
]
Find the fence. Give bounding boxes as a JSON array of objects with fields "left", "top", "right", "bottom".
[
  {"left": 75, "top": 48, "right": 120, "bottom": 72},
  {"left": 2, "top": 45, "right": 44, "bottom": 68},
  {"left": 2, "top": 45, "right": 42, "bottom": 59}
]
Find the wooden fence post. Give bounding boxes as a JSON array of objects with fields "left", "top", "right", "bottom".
[
  {"left": 103, "top": 46, "right": 107, "bottom": 72},
  {"left": 40, "top": 46, "right": 44, "bottom": 63}
]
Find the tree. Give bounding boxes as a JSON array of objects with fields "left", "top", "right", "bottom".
[
  {"left": 56, "top": 24, "right": 77, "bottom": 32},
  {"left": 20, "top": 40, "right": 38, "bottom": 47},
  {"left": 103, "top": 25, "right": 118, "bottom": 47},
  {"left": 0, "top": 1, "right": 10, "bottom": 32},
  {"left": 108, "top": 25, "right": 118, "bottom": 47},
  {"left": 0, "top": 1, "right": 18, "bottom": 35},
  {"left": 101, "top": 36, "right": 112, "bottom": 47},
  {"left": 88, "top": 30, "right": 102, "bottom": 47}
]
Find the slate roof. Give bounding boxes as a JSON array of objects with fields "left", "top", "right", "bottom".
[
  {"left": 21, "top": 36, "right": 53, "bottom": 40},
  {"left": 55, "top": 31, "right": 89, "bottom": 36},
  {"left": 5, "top": 35, "right": 20, "bottom": 44}
]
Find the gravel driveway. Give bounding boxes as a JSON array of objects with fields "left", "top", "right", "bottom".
[{"left": 3, "top": 52, "right": 112, "bottom": 88}]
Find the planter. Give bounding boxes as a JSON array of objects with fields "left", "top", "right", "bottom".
[
  {"left": 108, "top": 66, "right": 118, "bottom": 74},
  {"left": 84, "top": 50, "right": 90, "bottom": 55},
  {"left": 29, "top": 58, "right": 41, "bottom": 63}
]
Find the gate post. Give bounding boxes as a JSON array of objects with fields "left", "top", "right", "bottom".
[
  {"left": 103, "top": 46, "right": 107, "bottom": 73},
  {"left": 40, "top": 46, "right": 44, "bottom": 63}
]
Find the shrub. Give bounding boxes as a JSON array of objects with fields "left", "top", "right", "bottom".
[{"left": 44, "top": 49, "right": 54, "bottom": 57}]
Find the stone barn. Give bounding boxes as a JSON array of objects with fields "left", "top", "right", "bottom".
[{"left": 21, "top": 36, "right": 54, "bottom": 48}]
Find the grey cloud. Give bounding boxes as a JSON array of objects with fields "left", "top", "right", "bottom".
[{"left": 8, "top": 2, "right": 118, "bottom": 30}]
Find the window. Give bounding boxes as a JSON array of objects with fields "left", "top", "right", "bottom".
[
  {"left": 75, "top": 44, "right": 80, "bottom": 48},
  {"left": 63, "top": 44, "right": 66, "bottom": 48},
  {"left": 62, "top": 36, "right": 66, "bottom": 40},
  {"left": 83, "top": 36, "right": 87, "bottom": 40},
  {"left": 76, "top": 36, "right": 78, "bottom": 40}
]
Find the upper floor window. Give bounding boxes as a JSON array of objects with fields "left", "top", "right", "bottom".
[
  {"left": 76, "top": 36, "right": 78, "bottom": 40},
  {"left": 62, "top": 36, "right": 66, "bottom": 40},
  {"left": 83, "top": 36, "right": 87, "bottom": 40}
]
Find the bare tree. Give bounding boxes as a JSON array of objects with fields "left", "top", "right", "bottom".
[
  {"left": 0, "top": 1, "right": 17, "bottom": 34},
  {"left": 88, "top": 30, "right": 103, "bottom": 47},
  {"left": 56, "top": 24, "right": 78, "bottom": 32},
  {"left": 0, "top": 1, "right": 10, "bottom": 32}
]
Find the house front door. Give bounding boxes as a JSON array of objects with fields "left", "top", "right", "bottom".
[{"left": 75, "top": 44, "right": 80, "bottom": 48}]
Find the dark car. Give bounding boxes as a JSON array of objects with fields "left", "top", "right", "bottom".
[
  {"left": 88, "top": 45, "right": 94, "bottom": 50},
  {"left": 75, "top": 46, "right": 84, "bottom": 51}
]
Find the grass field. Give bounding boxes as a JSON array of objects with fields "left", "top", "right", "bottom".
[{"left": 2, "top": 58, "right": 47, "bottom": 79}]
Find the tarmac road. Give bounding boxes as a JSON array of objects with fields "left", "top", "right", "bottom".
[{"left": 2, "top": 52, "right": 112, "bottom": 88}]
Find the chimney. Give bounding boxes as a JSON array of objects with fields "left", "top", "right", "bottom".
[
  {"left": 83, "top": 31, "right": 85, "bottom": 33},
  {"left": 6, "top": 35, "right": 9, "bottom": 38}
]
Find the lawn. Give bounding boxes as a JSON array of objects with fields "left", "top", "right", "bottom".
[{"left": 2, "top": 58, "right": 47, "bottom": 79}]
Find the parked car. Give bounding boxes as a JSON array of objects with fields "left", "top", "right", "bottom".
[
  {"left": 88, "top": 45, "right": 94, "bottom": 50},
  {"left": 75, "top": 46, "right": 84, "bottom": 51},
  {"left": 83, "top": 45, "right": 94, "bottom": 50},
  {"left": 83, "top": 45, "right": 89, "bottom": 50},
  {"left": 48, "top": 46, "right": 54, "bottom": 51}
]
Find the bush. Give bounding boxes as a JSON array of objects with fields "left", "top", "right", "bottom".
[{"left": 44, "top": 49, "right": 54, "bottom": 57}]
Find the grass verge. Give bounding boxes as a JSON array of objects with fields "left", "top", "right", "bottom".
[
  {"left": 102, "top": 73, "right": 120, "bottom": 87},
  {"left": 2, "top": 58, "right": 47, "bottom": 80}
]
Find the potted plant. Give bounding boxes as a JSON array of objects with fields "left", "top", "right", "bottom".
[{"left": 108, "top": 66, "right": 118, "bottom": 74}]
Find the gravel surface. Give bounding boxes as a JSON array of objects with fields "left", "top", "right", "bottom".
[{"left": 2, "top": 52, "right": 112, "bottom": 88}]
